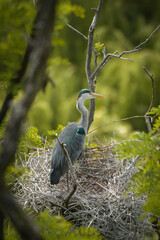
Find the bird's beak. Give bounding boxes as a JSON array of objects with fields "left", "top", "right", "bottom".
[{"left": 91, "top": 92, "right": 104, "bottom": 98}]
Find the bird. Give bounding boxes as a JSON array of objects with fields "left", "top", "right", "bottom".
[{"left": 50, "top": 89, "right": 104, "bottom": 185}]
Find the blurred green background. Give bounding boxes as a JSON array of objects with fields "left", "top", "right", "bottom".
[{"left": 0, "top": 0, "right": 160, "bottom": 139}]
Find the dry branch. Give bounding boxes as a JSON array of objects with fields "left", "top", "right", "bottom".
[
  {"left": 135, "top": 24, "right": 160, "bottom": 50},
  {"left": 91, "top": 24, "right": 160, "bottom": 81},
  {"left": 143, "top": 66, "right": 155, "bottom": 132},
  {"left": 88, "top": 115, "right": 152, "bottom": 134},
  {"left": 86, "top": 0, "right": 103, "bottom": 130},
  {"left": 86, "top": 0, "right": 103, "bottom": 84},
  {"left": 66, "top": 23, "right": 88, "bottom": 40},
  {"left": 91, "top": 49, "right": 138, "bottom": 80}
]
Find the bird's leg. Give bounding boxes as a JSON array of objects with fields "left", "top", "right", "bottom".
[{"left": 66, "top": 171, "right": 70, "bottom": 192}]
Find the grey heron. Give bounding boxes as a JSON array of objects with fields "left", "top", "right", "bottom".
[{"left": 50, "top": 89, "right": 104, "bottom": 185}]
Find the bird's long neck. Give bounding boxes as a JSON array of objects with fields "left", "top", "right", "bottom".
[{"left": 76, "top": 98, "right": 88, "bottom": 133}]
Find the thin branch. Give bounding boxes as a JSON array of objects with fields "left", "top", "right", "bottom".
[
  {"left": 66, "top": 23, "right": 88, "bottom": 40},
  {"left": 93, "top": 180, "right": 120, "bottom": 199},
  {"left": 86, "top": 0, "right": 103, "bottom": 131},
  {"left": 88, "top": 115, "right": 153, "bottom": 134},
  {"left": 92, "top": 47, "right": 99, "bottom": 81},
  {"left": 56, "top": 134, "right": 77, "bottom": 207},
  {"left": 86, "top": 0, "right": 103, "bottom": 87},
  {"left": 91, "top": 24, "right": 160, "bottom": 81},
  {"left": 143, "top": 66, "right": 155, "bottom": 132},
  {"left": 143, "top": 66, "right": 155, "bottom": 114},
  {"left": 135, "top": 24, "right": 160, "bottom": 49},
  {"left": 91, "top": 49, "right": 138, "bottom": 81}
]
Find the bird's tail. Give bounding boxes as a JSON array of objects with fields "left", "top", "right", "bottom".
[{"left": 50, "top": 169, "right": 61, "bottom": 185}]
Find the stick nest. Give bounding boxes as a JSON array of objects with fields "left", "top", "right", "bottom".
[{"left": 12, "top": 139, "right": 153, "bottom": 239}]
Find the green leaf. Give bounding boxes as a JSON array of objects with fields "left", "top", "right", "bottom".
[
  {"left": 94, "top": 42, "right": 105, "bottom": 52},
  {"left": 48, "top": 124, "right": 65, "bottom": 136},
  {"left": 25, "top": 126, "right": 43, "bottom": 148}
]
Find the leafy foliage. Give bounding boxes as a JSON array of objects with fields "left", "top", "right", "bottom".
[
  {"left": 4, "top": 211, "right": 102, "bottom": 240},
  {"left": 38, "top": 211, "right": 101, "bottom": 240},
  {"left": 48, "top": 124, "right": 65, "bottom": 137},
  {"left": 148, "top": 105, "right": 160, "bottom": 134},
  {"left": 116, "top": 106, "right": 160, "bottom": 220},
  {"left": 0, "top": 0, "right": 34, "bottom": 92},
  {"left": 25, "top": 126, "right": 43, "bottom": 148},
  {"left": 94, "top": 42, "right": 105, "bottom": 52},
  {"left": 57, "top": 2, "right": 85, "bottom": 20},
  {"left": 5, "top": 165, "right": 26, "bottom": 186}
]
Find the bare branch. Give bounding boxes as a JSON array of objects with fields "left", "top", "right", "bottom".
[
  {"left": 86, "top": 0, "right": 103, "bottom": 131},
  {"left": 91, "top": 24, "right": 160, "bottom": 81},
  {"left": 89, "top": 67, "right": 155, "bottom": 134},
  {"left": 88, "top": 115, "right": 153, "bottom": 134},
  {"left": 66, "top": 23, "right": 88, "bottom": 40},
  {"left": 143, "top": 66, "right": 155, "bottom": 132},
  {"left": 92, "top": 47, "right": 100, "bottom": 81},
  {"left": 143, "top": 66, "right": 155, "bottom": 114},
  {"left": 56, "top": 134, "right": 77, "bottom": 207},
  {"left": 86, "top": 0, "right": 103, "bottom": 87},
  {"left": 135, "top": 24, "right": 160, "bottom": 49},
  {"left": 91, "top": 49, "right": 138, "bottom": 80}
]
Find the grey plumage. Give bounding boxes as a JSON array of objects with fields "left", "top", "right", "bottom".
[
  {"left": 50, "top": 89, "right": 104, "bottom": 185},
  {"left": 50, "top": 123, "right": 85, "bottom": 184}
]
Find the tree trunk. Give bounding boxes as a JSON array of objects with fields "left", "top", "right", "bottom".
[{"left": 0, "top": 0, "right": 57, "bottom": 239}]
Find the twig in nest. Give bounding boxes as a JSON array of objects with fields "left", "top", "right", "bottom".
[
  {"left": 143, "top": 66, "right": 155, "bottom": 132},
  {"left": 56, "top": 134, "right": 77, "bottom": 207}
]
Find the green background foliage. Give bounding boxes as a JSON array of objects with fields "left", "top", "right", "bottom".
[
  {"left": 0, "top": 0, "right": 34, "bottom": 91},
  {"left": 0, "top": 0, "right": 160, "bottom": 139},
  {"left": 4, "top": 211, "right": 102, "bottom": 240},
  {"left": 116, "top": 106, "right": 160, "bottom": 221}
]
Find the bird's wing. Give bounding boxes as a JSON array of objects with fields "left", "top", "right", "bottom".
[{"left": 51, "top": 122, "right": 86, "bottom": 174}]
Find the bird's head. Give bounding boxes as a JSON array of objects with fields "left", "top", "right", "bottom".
[
  {"left": 77, "top": 89, "right": 104, "bottom": 101},
  {"left": 76, "top": 89, "right": 104, "bottom": 111}
]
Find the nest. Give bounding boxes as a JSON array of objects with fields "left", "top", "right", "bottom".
[{"left": 11, "top": 139, "right": 153, "bottom": 240}]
